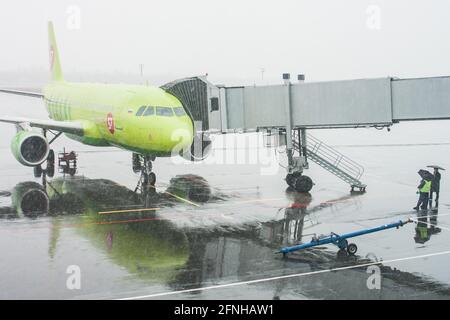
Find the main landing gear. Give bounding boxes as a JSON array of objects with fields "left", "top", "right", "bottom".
[
  {"left": 133, "top": 153, "right": 156, "bottom": 192},
  {"left": 34, "top": 149, "right": 78, "bottom": 178},
  {"left": 33, "top": 130, "right": 61, "bottom": 179},
  {"left": 33, "top": 149, "right": 55, "bottom": 178},
  {"left": 286, "top": 172, "right": 313, "bottom": 192},
  {"left": 33, "top": 130, "right": 77, "bottom": 180}
]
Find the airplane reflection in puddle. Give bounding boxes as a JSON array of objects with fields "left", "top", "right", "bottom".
[
  {"left": 0, "top": 179, "right": 448, "bottom": 298},
  {"left": 1, "top": 174, "right": 216, "bottom": 281},
  {"left": 4, "top": 174, "right": 216, "bottom": 219}
]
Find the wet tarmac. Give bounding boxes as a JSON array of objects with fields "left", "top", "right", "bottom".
[{"left": 1, "top": 92, "right": 450, "bottom": 299}]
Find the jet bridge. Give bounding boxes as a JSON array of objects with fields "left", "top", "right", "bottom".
[{"left": 162, "top": 75, "right": 450, "bottom": 193}]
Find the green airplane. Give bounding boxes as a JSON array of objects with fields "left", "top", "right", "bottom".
[{"left": 0, "top": 22, "right": 202, "bottom": 185}]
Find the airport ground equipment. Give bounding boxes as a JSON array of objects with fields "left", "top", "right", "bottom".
[
  {"left": 58, "top": 149, "right": 77, "bottom": 176},
  {"left": 162, "top": 75, "right": 450, "bottom": 193},
  {"left": 279, "top": 219, "right": 413, "bottom": 256}
]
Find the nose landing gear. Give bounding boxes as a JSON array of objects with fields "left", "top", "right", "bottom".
[{"left": 133, "top": 153, "right": 156, "bottom": 192}]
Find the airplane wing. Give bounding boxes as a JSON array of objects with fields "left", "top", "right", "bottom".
[
  {"left": 0, "top": 116, "right": 84, "bottom": 136},
  {"left": 0, "top": 88, "right": 44, "bottom": 98}
]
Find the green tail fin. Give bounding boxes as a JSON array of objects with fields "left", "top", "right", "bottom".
[{"left": 48, "top": 21, "right": 64, "bottom": 82}]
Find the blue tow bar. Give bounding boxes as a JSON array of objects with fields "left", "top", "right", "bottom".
[{"left": 279, "top": 219, "right": 413, "bottom": 256}]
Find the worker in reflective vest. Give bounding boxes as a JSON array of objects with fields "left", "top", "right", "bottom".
[{"left": 414, "top": 171, "right": 432, "bottom": 210}]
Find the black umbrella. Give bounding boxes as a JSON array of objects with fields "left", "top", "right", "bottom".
[
  {"left": 418, "top": 169, "right": 434, "bottom": 181},
  {"left": 427, "top": 165, "right": 446, "bottom": 171}
]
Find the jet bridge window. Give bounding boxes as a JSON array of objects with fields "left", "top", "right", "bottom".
[
  {"left": 210, "top": 97, "right": 219, "bottom": 111},
  {"left": 136, "top": 106, "right": 146, "bottom": 116},
  {"left": 174, "top": 107, "right": 186, "bottom": 116},
  {"left": 143, "top": 106, "right": 155, "bottom": 116},
  {"left": 156, "top": 107, "right": 174, "bottom": 117}
]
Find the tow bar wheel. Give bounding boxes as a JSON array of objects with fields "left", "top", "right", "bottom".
[{"left": 347, "top": 243, "right": 358, "bottom": 255}]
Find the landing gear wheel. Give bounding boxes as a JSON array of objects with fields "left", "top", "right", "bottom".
[
  {"left": 34, "top": 165, "right": 43, "bottom": 178},
  {"left": 148, "top": 172, "right": 156, "bottom": 186},
  {"left": 286, "top": 173, "right": 293, "bottom": 186},
  {"left": 286, "top": 172, "right": 302, "bottom": 186},
  {"left": 47, "top": 149, "right": 55, "bottom": 165},
  {"left": 347, "top": 243, "right": 358, "bottom": 255},
  {"left": 46, "top": 149, "right": 55, "bottom": 178},
  {"left": 46, "top": 164, "right": 55, "bottom": 178},
  {"left": 132, "top": 153, "right": 142, "bottom": 173},
  {"left": 293, "top": 175, "right": 313, "bottom": 192},
  {"left": 134, "top": 154, "right": 157, "bottom": 193}
]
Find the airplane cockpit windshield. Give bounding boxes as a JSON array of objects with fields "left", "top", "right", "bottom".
[
  {"left": 135, "top": 106, "right": 186, "bottom": 117},
  {"left": 156, "top": 107, "right": 174, "bottom": 117}
]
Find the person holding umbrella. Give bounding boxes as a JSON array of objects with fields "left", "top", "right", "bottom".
[
  {"left": 414, "top": 169, "right": 433, "bottom": 211},
  {"left": 427, "top": 165, "right": 445, "bottom": 208}
]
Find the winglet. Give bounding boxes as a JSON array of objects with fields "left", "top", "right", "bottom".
[{"left": 48, "top": 21, "right": 64, "bottom": 82}]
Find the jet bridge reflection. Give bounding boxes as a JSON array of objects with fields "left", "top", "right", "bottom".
[{"left": 167, "top": 191, "right": 450, "bottom": 299}]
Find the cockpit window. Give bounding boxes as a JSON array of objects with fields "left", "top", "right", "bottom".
[
  {"left": 174, "top": 107, "right": 186, "bottom": 116},
  {"left": 156, "top": 107, "right": 174, "bottom": 117},
  {"left": 143, "top": 106, "right": 155, "bottom": 116},
  {"left": 136, "top": 106, "right": 146, "bottom": 116}
]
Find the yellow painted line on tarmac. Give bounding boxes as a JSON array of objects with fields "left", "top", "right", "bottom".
[
  {"left": 148, "top": 184, "right": 201, "bottom": 207},
  {"left": 163, "top": 190, "right": 201, "bottom": 207},
  {"left": 98, "top": 208, "right": 160, "bottom": 215}
]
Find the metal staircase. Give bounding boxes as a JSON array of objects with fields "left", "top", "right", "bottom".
[{"left": 292, "top": 131, "right": 366, "bottom": 191}]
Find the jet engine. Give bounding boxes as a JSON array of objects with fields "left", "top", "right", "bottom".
[
  {"left": 10, "top": 131, "right": 49, "bottom": 166},
  {"left": 11, "top": 182, "right": 49, "bottom": 216}
]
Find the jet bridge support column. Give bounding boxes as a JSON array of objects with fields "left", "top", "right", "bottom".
[
  {"left": 283, "top": 74, "right": 314, "bottom": 193},
  {"left": 299, "top": 128, "right": 308, "bottom": 167},
  {"left": 283, "top": 73, "right": 294, "bottom": 170}
]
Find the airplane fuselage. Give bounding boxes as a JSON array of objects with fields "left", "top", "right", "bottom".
[{"left": 42, "top": 81, "right": 194, "bottom": 156}]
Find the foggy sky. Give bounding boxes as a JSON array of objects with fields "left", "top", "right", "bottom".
[{"left": 1, "top": 0, "right": 450, "bottom": 86}]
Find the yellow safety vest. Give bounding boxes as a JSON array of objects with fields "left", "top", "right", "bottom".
[
  {"left": 419, "top": 227, "right": 428, "bottom": 238},
  {"left": 420, "top": 180, "right": 432, "bottom": 193}
]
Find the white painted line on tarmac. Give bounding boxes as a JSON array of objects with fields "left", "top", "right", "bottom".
[
  {"left": 409, "top": 218, "right": 450, "bottom": 232},
  {"left": 117, "top": 249, "right": 450, "bottom": 300}
]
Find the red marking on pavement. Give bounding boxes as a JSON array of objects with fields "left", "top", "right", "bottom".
[{"left": 290, "top": 203, "right": 308, "bottom": 208}]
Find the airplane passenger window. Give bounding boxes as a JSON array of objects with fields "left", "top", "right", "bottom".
[
  {"left": 156, "top": 107, "right": 174, "bottom": 117},
  {"left": 136, "top": 106, "right": 146, "bottom": 116},
  {"left": 174, "top": 107, "right": 186, "bottom": 116},
  {"left": 143, "top": 106, "right": 155, "bottom": 116}
]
